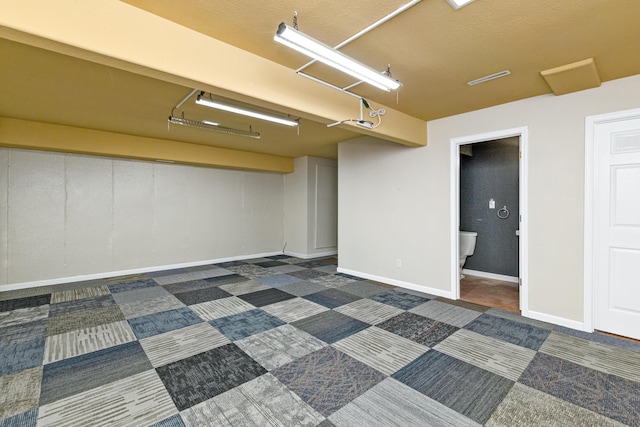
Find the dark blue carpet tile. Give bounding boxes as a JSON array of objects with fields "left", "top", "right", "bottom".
[
  {"left": 303, "top": 288, "right": 361, "bottom": 309},
  {"left": 172, "top": 286, "right": 231, "bottom": 306},
  {"left": 127, "top": 307, "right": 202, "bottom": 339},
  {"left": 147, "top": 268, "right": 188, "bottom": 278},
  {"left": 254, "top": 261, "right": 287, "bottom": 268},
  {"left": 149, "top": 414, "right": 186, "bottom": 427},
  {"left": 0, "top": 319, "right": 48, "bottom": 346},
  {"left": 39, "top": 341, "right": 152, "bottom": 405},
  {"left": 216, "top": 261, "right": 249, "bottom": 268},
  {"left": 464, "top": 313, "right": 551, "bottom": 351},
  {"left": 238, "top": 288, "right": 296, "bottom": 307},
  {"left": 393, "top": 350, "right": 514, "bottom": 424},
  {"left": 287, "top": 269, "right": 329, "bottom": 280},
  {"left": 0, "top": 409, "right": 38, "bottom": 427},
  {"left": 369, "top": 290, "right": 430, "bottom": 310},
  {"left": 0, "top": 337, "right": 45, "bottom": 376},
  {"left": 49, "top": 294, "right": 116, "bottom": 317},
  {"left": 256, "top": 274, "right": 304, "bottom": 288},
  {"left": 519, "top": 352, "right": 640, "bottom": 426},
  {"left": 554, "top": 326, "right": 640, "bottom": 353},
  {"left": 210, "top": 309, "right": 286, "bottom": 341},
  {"left": 162, "top": 280, "right": 217, "bottom": 295},
  {"left": 272, "top": 346, "right": 385, "bottom": 416},
  {"left": 376, "top": 312, "right": 458, "bottom": 347},
  {"left": 0, "top": 294, "right": 51, "bottom": 312},
  {"left": 335, "top": 273, "right": 366, "bottom": 281},
  {"left": 203, "top": 274, "right": 251, "bottom": 286},
  {"left": 296, "top": 261, "right": 327, "bottom": 268},
  {"left": 266, "top": 255, "right": 291, "bottom": 260},
  {"left": 156, "top": 343, "right": 267, "bottom": 411},
  {"left": 291, "top": 311, "right": 369, "bottom": 344},
  {"left": 107, "top": 279, "right": 158, "bottom": 294}
]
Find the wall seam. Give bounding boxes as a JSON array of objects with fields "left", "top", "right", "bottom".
[{"left": 4, "top": 150, "right": 10, "bottom": 285}]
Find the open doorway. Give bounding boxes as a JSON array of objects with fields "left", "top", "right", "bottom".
[{"left": 450, "top": 127, "right": 528, "bottom": 317}]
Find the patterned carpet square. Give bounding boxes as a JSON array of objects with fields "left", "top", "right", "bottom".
[
  {"left": 377, "top": 312, "right": 459, "bottom": 347},
  {"left": 119, "top": 295, "right": 186, "bottom": 320},
  {"left": 291, "top": 311, "right": 369, "bottom": 344},
  {"left": 218, "top": 279, "right": 271, "bottom": 296},
  {"left": 0, "top": 337, "right": 45, "bottom": 376},
  {"left": 518, "top": 352, "right": 640, "bottom": 426},
  {"left": 410, "top": 299, "right": 482, "bottom": 327},
  {"left": 127, "top": 307, "right": 203, "bottom": 339},
  {"left": 0, "top": 367, "right": 42, "bottom": 420},
  {"left": 261, "top": 297, "right": 329, "bottom": 323},
  {"left": 303, "top": 288, "right": 361, "bottom": 309},
  {"left": 227, "top": 264, "right": 274, "bottom": 279},
  {"left": 49, "top": 285, "right": 111, "bottom": 304},
  {"left": 149, "top": 414, "right": 185, "bottom": 427},
  {"left": 0, "top": 319, "right": 48, "bottom": 346},
  {"left": 172, "top": 286, "right": 232, "bottom": 306},
  {"left": 0, "top": 294, "right": 50, "bottom": 312},
  {"left": 335, "top": 273, "right": 366, "bottom": 281},
  {"left": 0, "top": 305, "right": 49, "bottom": 329},
  {"left": 238, "top": 288, "right": 296, "bottom": 307},
  {"left": 202, "top": 274, "right": 251, "bottom": 287},
  {"left": 40, "top": 341, "right": 152, "bottom": 405},
  {"left": 287, "top": 269, "right": 330, "bottom": 280},
  {"left": 47, "top": 305, "right": 125, "bottom": 336},
  {"left": 369, "top": 290, "right": 430, "bottom": 310},
  {"left": 334, "top": 299, "right": 404, "bottom": 325},
  {"left": 107, "top": 279, "right": 158, "bottom": 294},
  {"left": 161, "top": 279, "right": 217, "bottom": 295},
  {"left": 110, "top": 286, "right": 171, "bottom": 305},
  {"left": 189, "top": 297, "right": 255, "bottom": 321},
  {"left": 464, "top": 313, "right": 551, "bottom": 351},
  {"left": 277, "top": 281, "right": 330, "bottom": 297},
  {"left": 255, "top": 274, "right": 304, "bottom": 288},
  {"left": 210, "top": 309, "right": 286, "bottom": 341},
  {"left": 268, "top": 264, "right": 308, "bottom": 274},
  {"left": 393, "top": 350, "right": 514, "bottom": 424},
  {"left": 235, "top": 325, "right": 326, "bottom": 371},
  {"left": 272, "top": 346, "right": 385, "bottom": 416},
  {"left": 156, "top": 343, "right": 267, "bottom": 411},
  {"left": 254, "top": 260, "right": 287, "bottom": 268},
  {"left": 49, "top": 294, "right": 116, "bottom": 317},
  {"left": 308, "top": 275, "right": 357, "bottom": 288},
  {"left": 0, "top": 408, "right": 39, "bottom": 427}
]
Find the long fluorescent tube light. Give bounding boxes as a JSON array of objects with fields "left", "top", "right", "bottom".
[
  {"left": 195, "top": 94, "right": 298, "bottom": 127},
  {"left": 467, "top": 70, "right": 511, "bottom": 86},
  {"left": 168, "top": 116, "right": 261, "bottom": 139},
  {"left": 446, "top": 0, "right": 476, "bottom": 10},
  {"left": 274, "top": 23, "right": 400, "bottom": 92}
]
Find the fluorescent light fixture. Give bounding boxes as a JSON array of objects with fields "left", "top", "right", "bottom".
[
  {"left": 202, "top": 120, "right": 220, "bottom": 126},
  {"left": 446, "top": 0, "right": 476, "bottom": 10},
  {"left": 467, "top": 70, "right": 511, "bottom": 86},
  {"left": 195, "top": 94, "right": 298, "bottom": 127},
  {"left": 168, "top": 115, "right": 261, "bottom": 139},
  {"left": 274, "top": 23, "right": 401, "bottom": 92}
]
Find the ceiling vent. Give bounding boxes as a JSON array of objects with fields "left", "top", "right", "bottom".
[{"left": 467, "top": 70, "right": 511, "bottom": 86}]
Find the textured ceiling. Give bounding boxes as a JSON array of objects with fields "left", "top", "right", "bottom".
[{"left": 2, "top": 0, "right": 640, "bottom": 160}]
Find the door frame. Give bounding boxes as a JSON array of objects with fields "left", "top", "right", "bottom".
[
  {"left": 449, "top": 127, "right": 529, "bottom": 316},
  {"left": 584, "top": 107, "right": 640, "bottom": 333}
]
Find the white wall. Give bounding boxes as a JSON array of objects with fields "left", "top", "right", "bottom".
[
  {"left": 284, "top": 156, "right": 338, "bottom": 258},
  {"left": 339, "top": 73, "right": 640, "bottom": 327},
  {"left": 0, "top": 148, "right": 285, "bottom": 288}
]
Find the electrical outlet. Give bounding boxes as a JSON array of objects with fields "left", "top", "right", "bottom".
[{"left": 395, "top": 259, "right": 402, "bottom": 268}]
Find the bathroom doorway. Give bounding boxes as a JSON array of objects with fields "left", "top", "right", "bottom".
[{"left": 450, "top": 127, "right": 529, "bottom": 316}]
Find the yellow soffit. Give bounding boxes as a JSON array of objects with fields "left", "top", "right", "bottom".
[{"left": 540, "top": 58, "right": 601, "bottom": 96}]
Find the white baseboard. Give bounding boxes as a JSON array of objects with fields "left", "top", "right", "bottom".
[
  {"left": 528, "top": 310, "right": 588, "bottom": 332},
  {"left": 284, "top": 250, "right": 337, "bottom": 259},
  {"left": 0, "top": 251, "right": 285, "bottom": 293},
  {"left": 336, "top": 267, "right": 453, "bottom": 299},
  {"left": 462, "top": 269, "right": 519, "bottom": 284}
]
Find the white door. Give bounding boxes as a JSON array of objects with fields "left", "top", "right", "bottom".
[{"left": 594, "top": 116, "right": 640, "bottom": 340}]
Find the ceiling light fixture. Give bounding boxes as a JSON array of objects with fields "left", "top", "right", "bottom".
[
  {"left": 467, "top": 70, "right": 511, "bottom": 86},
  {"left": 274, "top": 23, "right": 401, "bottom": 92},
  {"left": 168, "top": 115, "right": 261, "bottom": 139},
  {"left": 195, "top": 93, "right": 298, "bottom": 127},
  {"left": 446, "top": 0, "right": 477, "bottom": 10}
]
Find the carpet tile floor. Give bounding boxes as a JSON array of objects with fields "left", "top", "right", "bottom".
[{"left": 1, "top": 255, "right": 640, "bottom": 426}]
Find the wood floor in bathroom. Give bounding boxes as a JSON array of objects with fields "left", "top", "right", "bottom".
[{"left": 460, "top": 275, "right": 520, "bottom": 313}]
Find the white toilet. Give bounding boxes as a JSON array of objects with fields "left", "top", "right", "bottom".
[{"left": 459, "top": 231, "right": 478, "bottom": 278}]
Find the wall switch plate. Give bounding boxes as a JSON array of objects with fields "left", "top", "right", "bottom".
[
  {"left": 489, "top": 198, "right": 496, "bottom": 209},
  {"left": 395, "top": 259, "right": 402, "bottom": 268}
]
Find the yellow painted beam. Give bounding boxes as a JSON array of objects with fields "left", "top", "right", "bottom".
[
  {"left": 0, "top": 0, "right": 426, "bottom": 147},
  {"left": 0, "top": 118, "right": 294, "bottom": 173}
]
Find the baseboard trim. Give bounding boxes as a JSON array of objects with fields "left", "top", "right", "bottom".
[
  {"left": 462, "top": 269, "right": 519, "bottom": 284},
  {"left": 528, "top": 310, "right": 588, "bottom": 332},
  {"left": 284, "top": 250, "right": 338, "bottom": 259},
  {"left": 336, "top": 267, "right": 453, "bottom": 299},
  {"left": 0, "top": 251, "right": 286, "bottom": 293}
]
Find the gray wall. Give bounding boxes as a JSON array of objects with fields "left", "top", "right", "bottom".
[{"left": 460, "top": 137, "right": 519, "bottom": 277}]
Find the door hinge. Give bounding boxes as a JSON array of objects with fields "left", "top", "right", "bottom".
[
  {"left": 519, "top": 278, "right": 522, "bottom": 287},
  {"left": 519, "top": 151, "right": 522, "bottom": 159}
]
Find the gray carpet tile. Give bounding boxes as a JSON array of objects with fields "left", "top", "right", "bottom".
[
  {"left": 0, "top": 318, "right": 48, "bottom": 346},
  {"left": 255, "top": 274, "right": 304, "bottom": 287},
  {"left": 272, "top": 346, "right": 386, "bottom": 416},
  {"left": 486, "top": 308, "right": 555, "bottom": 330},
  {"left": 554, "top": 325, "right": 640, "bottom": 353},
  {"left": 291, "top": 311, "right": 370, "bottom": 344},
  {"left": 110, "top": 285, "right": 171, "bottom": 305},
  {"left": 107, "top": 278, "right": 158, "bottom": 294},
  {"left": 540, "top": 331, "right": 640, "bottom": 382},
  {"left": 181, "top": 373, "right": 325, "bottom": 427},
  {"left": 254, "top": 260, "right": 287, "bottom": 268},
  {"left": 238, "top": 288, "right": 296, "bottom": 307},
  {"left": 329, "top": 378, "right": 481, "bottom": 427},
  {"left": 0, "top": 366, "right": 42, "bottom": 420},
  {"left": 267, "top": 264, "right": 308, "bottom": 274},
  {"left": 0, "top": 336, "right": 45, "bottom": 376},
  {"left": 261, "top": 297, "right": 329, "bottom": 323},
  {"left": 401, "top": 288, "right": 440, "bottom": 299},
  {"left": 338, "top": 281, "right": 390, "bottom": 298},
  {"left": 519, "top": 352, "right": 640, "bottom": 426},
  {"left": 313, "top": 265, "right": 338, "bottom": 274},
  {"left": 37, "top": 369, "right": 177, "bottom": 427},
  {"left": 226, "top": 264, "right": 274, "bottom": 279},
  {"left": 244, "top": 257, "right": 274, "bottom": 264},
  {"left": 369, "top": 290, "right": 430, "bottom": 310},
  {"left": 434, "top": 329, "right": 536, "bottom": 381},
  {"left": 334, "top": 299, "right": 404, "bottom": 325},
  {"left": 218, "top": 279, "right": 271, "bottom": 296},
  {"left": 308, "top": 275, "right": 358, "bottom": 288},
  {"left": 189, "top": 296, "right": 255, "bottom": 321},
  {"left": 49, "top": 294, "right": 116, "bottom": 317},
  {"left": 140, "top": 323, "right": 230, "bottom": 368},
  {"left": 43, "top": 320, "right": 136, "bottom": 364},
  {"left": 119, "top": 295, "right": 186, "bottom": 320},
  {"left": 393, "top": 350, "right": 514, "bottom": 425},
  {"left": 40, "top": 341, "right": 152, "bottom": 405},
  {"left": 235, "top": 325, "right": 326, "bottom": 371},
  {"left": 434, "top": 297, "right": 489, "bottom": 312},
  {"left": 161, "top": 278, "right": 228, "bottom": 295},
  {"left": 0, "top": 408, "right": 39, "bottom": 427},
  {"left": 376, "top": 312, "right": 459, "bottom": 347},
  {"left": 104, "top": 274, "right": 151, "bottom": 286},
  {"left": 209, "top": 309, "right": 286, "bottom": 341},
  {"left": 410, "top": 299, "right": 482, "bottom": 327},
  {"left": 152, "top": 268, "right": 235, "bottom": 286},
  {"left": 0, "top": 294, "right": 51, "bottom": 312},
  {"left": 486, "top": 383, "right": 625, "bottom": 427},
  {"left": 50, "top": 285, "right": 110, "bottom": 304},
  {"left": 46, "top": 305, "right": 126, "bottom": 336},
  {"left": 172, "top": 286, "right": 232, "bottom": 306},
  {"left": 203, "top": 274, "right": 254, "bottom": 286},
  {"left": 156, "top": 343, "right": 267, "bottom": 411},
  {"left": 333, "top": 326, "right": 428, "bottom": 375},
  {"left": 464, "top": 313, "right": 551, "bottom": 350},
  {"left": 0, "top": 304, "right": 49, "bottom": 329},
  {"left": 150, "top": 414, "right": 186, "bottom": 427},
  {"left": 303, "top": 288, "right": 361, "bottom": 309},
  {"left": 277, "top": 280, "right": 330, "bottom": 296},
  {"left": 127, "top": 307, "right": 203, "bottom": 339},
  {"left": 287, "top": 269, "right": 330, "bottom": 280}
]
